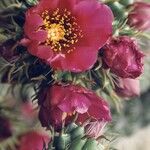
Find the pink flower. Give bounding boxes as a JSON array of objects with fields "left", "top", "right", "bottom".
[
  {"left": 115, "top": 78, "right": 140, "bottom": 98},
  {"left": 19, "top": 131, "right": 50, "bottom": 150},
  {"left": 102, "top": 36, "right": 144, "bottom": 78},
  {"left": 128, "top": 2, "right": 150, "bottom": 31},
  {"left": 23, "top": 0, "right": 113, "bottom": 72},
  {"left": 39, "top": 84, "right": 111, "bottom": 129}
]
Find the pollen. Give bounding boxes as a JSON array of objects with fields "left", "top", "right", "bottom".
[
  {"left": 40, "top": 8, "right": 83, "bottom": 53},
  {"left": 47, "top": 24, "right": 65, "bottom": 43}
]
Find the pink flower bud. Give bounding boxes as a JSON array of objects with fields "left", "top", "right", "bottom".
[
  {"left": 128, "top": 2, "right": 150, "bottom": 31},
  {"left": 102, "top": 36, "right": 144, "bottom": 78},
  {"left": 85, "top": 121, "right": 107, "bottom": 139},
  {"left": 115, "top": 78, "right": 140, "bottom": 98}
]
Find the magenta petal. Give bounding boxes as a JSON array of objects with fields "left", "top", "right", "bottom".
[
  {"left": 74, "top": 0, "right": 113, "bottom": 48},
  {"left": 28, "top": 41, "right": 39, "bottom": 56},
  {"left": 24, "top": 13, "right": 44, "bottom": 36},
  {"left": 50, "top": 54, "right": 66, "bottom": 68},
  {"left": 25, "top": 13, "right": 43, "bottom": 28},
  {"left": 87, "top": 95, "right": 112, "bottom": 121},
  {"left": 58, "top": 94, "right": 73, "bottom": 113},
  {"left": 37, "top": 46, "right": 53, "bottom": 60},
  {"left": 71, "top": 93, "right": 91, "bottom": 114},
  {"left": 51, "top": 46, "right": 98, "bottom": 72},
  {"left": 103, "top": 36, "right": 144, "bottom": 78},
  {"left": 57, "top": 86, "right": 91, "bottom": 114},
  {"left": 36, "top": 0, "right": 59, "bottom": 14},
  {"left": 49, "top": 85, "right": 66, "bottom": 106},
  {"left": 49, "top": 85, "right": 67, "bottom": 106},
  {"left": 30, "top": 30, "right": 47, "bottom": 42},
  {"left": 24, "top": 12, "right": 47, "bottom": 42},
  {"left": 57, "top": 0, "right": 77, "bottom": 10},
  {"left": 66, "top": 46, "right": 98, "bottom": 72}
]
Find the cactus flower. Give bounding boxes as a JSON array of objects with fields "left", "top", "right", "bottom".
[
  {"left": 38, "top": 84, "right": 111, "bottom": 129},
  {"left": 23, "top": 0, "right": 113, "bottom": 72}
]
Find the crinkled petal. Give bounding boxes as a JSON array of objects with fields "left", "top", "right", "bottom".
[
  {"left": 71, "top": 93, "right": 91, "bottom": 114},
  {"left": 86, "top": 94, "right": 112, "bottom": 121},
  {"left": 48, "top": 85, "right": 67, "bottom": 106},
  {"left": 58, "top": 93, "right": 74, "bottom": 113}
]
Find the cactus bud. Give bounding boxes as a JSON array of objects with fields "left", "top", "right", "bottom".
[
  {"left": 82, "top": 139, "right": 104, "bottom": 150},
  {"left": 70, "top": 126, "right": 85, "bottom": 140},
  {"left": 68, "top": 137, "right": 87, "bottom": 150},
  {"left": 65, "top": 123, "right": 78, "bottom": 133},
  {"left": 54, "top": 134, "right": 71, "bottom": 150}
]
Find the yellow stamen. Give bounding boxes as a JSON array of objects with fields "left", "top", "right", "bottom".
[
  {"left": 47, "top": 24, "right": 65, "bottom": 43},
  {"left": 41, "top": 9, "right": 83, "bottom": 53}
]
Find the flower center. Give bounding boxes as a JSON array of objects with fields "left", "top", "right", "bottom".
[
  {"left": 40, "top": 9, "right": 83, "bottom": 53},
  {"left": 47, "top": 24, "right": 65, "bottom": 43}
]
